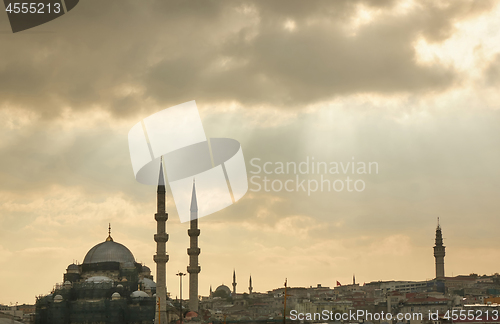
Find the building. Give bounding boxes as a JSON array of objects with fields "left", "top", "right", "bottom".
[
  {"left": 35, "top": 227, "right": 157, "bottom": 324},
  {"left": 434, "top": 218, "right": 446, "bottom": 279},
  {"left": 154, "top": 160, "right": 169, "bottom": 324},
  {"left": 187, "top": 181, "right": 201, "bottom": 313}
]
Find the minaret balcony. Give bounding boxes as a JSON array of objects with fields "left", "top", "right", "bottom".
[
  {"left": 187, "top": 247, "right": 201, "bottom": 255},
  {"left": 187, "top": 265, "right": 201, "bottom": 273},
  {"left": 154, "top": 233, "right": 169, "bottom": 242},
  {"left": 155, "top": 213, "right": 168, "bottom": 221},
  {"left": 188, "top": 229, "right": 200, "bottom": 236},
  {"left": 153, "top": 254, "right": 169, "bottom": 263}
]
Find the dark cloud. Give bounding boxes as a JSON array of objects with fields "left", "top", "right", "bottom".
[{"left": 0, "top": 0, "right": 495, "bottom": 118}]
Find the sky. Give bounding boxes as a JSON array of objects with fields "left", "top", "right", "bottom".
[{"left": 1, "top": 0, "right": 500, "bottom": 305}]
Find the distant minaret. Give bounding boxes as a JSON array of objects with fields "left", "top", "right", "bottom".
[
  {"left": 209, "top": 285, "right": 213, "bottom": 298},
  {"left": 249, "top": 275, "right": 253, "bottom": 295},
  {"left": 434, "top": 218, "right": 445, "bottom": 279},
  {"left": 187, "top": 180, "right": 201, "bottom": 312},
  {"left": 353, "top": 274, "right": 356, "bottom": 285},
  {"left": 232, "top": 270, "right": 237, "bottom": 296},
  {"left": 154, "top": 161, "right": 169, "bottom": 324}
]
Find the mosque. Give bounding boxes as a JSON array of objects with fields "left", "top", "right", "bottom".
[
  {"left": 34, "top": 163, "right": 195, "bottom": 324},
  {"left": 34, "top": 226, "right": 158, "bottom": 324}
]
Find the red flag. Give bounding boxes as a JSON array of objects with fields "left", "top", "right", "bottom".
[{"left": 336, "top": 281, "right": 341, "bottom": 286}]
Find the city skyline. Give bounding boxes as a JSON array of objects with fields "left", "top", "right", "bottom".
[{"left": 2, "top": 0, "right": 500, "bottom": 306}]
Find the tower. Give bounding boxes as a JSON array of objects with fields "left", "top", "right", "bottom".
[
  {"left": 248, "top": 275, "right": 253, "bottom": 295},
  {"left": 187, "top": 180, "right": 201, "bottom": 312},
  {"left": 232, "top": 270, "right": 237, "bottom": 296},
  {"left": 154, "top": 161, "right": 169, "bottom": 324},
  {"left": 433, "top": 218, "right": 445, "bottom": 279},
  {"left": 353, "top": 274, "right": 355, "bottom": 285}
]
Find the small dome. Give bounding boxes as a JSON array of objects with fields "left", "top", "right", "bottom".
[
  {"left": 131, "top": 290, "right": 149, "bottom": 298},
  {"left": 111, "top": 292, "right": 121, "bottom": 300},
  {"left": 86, "top": 276, "right": 113, "bottom": 283},
  {"left": 215, "top": 284, "right": 231, "bottom": 295},
  {"left": 116, "top": 284, "right": 124, "bottom": 288},
  {"left": 54, "top": 295, "right": 63, "bottom": 302},
  {"left": 142, "top": 265, "right": 151, "bottom": 273},
  {"left": 141, "top": 278, "right": 156, "bottom": 289},
  {"left": 83, "top": 241, "right": 135, "bottom": 264},
  {"left": 67, "top": 263, "right": 79, "bottom": 270}
]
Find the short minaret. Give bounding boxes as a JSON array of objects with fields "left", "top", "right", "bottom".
[
  {"left": 187, "top": 180, "right": 201, "bottom": 312},
  {"left": 154, "top": 161, "right": 169, "bottom": 324},
  {"left": 434, "top": 218, "right": 446, "bottom": 279},
  {"left": 232, "top": 270, "right": 237, "bottom": 296},
  {"left": 353, "top": 274, "right": 356, "bottom": 285},
  {"left": 248, "top": 275, "right": 253, "bottom": 295}
]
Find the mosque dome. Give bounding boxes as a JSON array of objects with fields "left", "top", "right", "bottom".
[
  {"left": 141, "top": 265, "right": 151, "bottom": 273},
  {"left": 54, "top": 295, "right": 63, "bottom": 302},
  {"left": 83, "top": 239, "right": 135, "bottom": 264},
  {"left": 140, "top": 278, "right": 156, "bottom": 289},
  {"left": 214, "top": 284, "right": 231, "bottom": 296},
  {"left": 130, "top": 290, "right": 149, "bottom": 298},
  {"left": 111, "top": 292, "right": 121, "bottom": 300}
]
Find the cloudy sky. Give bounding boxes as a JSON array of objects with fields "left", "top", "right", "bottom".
[{"left": 2, "top": 0, "right": 500, "bottom": 305}]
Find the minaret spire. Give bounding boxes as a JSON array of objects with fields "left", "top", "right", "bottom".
[
  {"left": 154, "top": 159, "right": 169, "bottom": 324},
  {"left": 249, "top": 275, "right": 253, "bottom": 295},
  {"left": 433, "top": 218, "right": 445, "bottom": 279},
  {"left": 187, "top": 179, "right": 201, "bottom": 312},
  {"left": 106, "top": 223, "right": 113, "bottom": 242},
  {"left": 232, "top": 269, "right": 237, "bottom": 296}
]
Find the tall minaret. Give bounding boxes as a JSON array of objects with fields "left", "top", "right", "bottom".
[
  {"left": 154, "top": 161, "right": 169, "bottom": 324},
  {"left": 232, "top": 270, "right": 237, "bottom": 296},
  {"left": 434, "top": 218, "right": 446, "bottom": 279},
  {"left": 248, "top": 275, "right": 253, "bottom": 295},
  {"left": 187, "top": 180, "right": 201, "bottom": 312}
]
